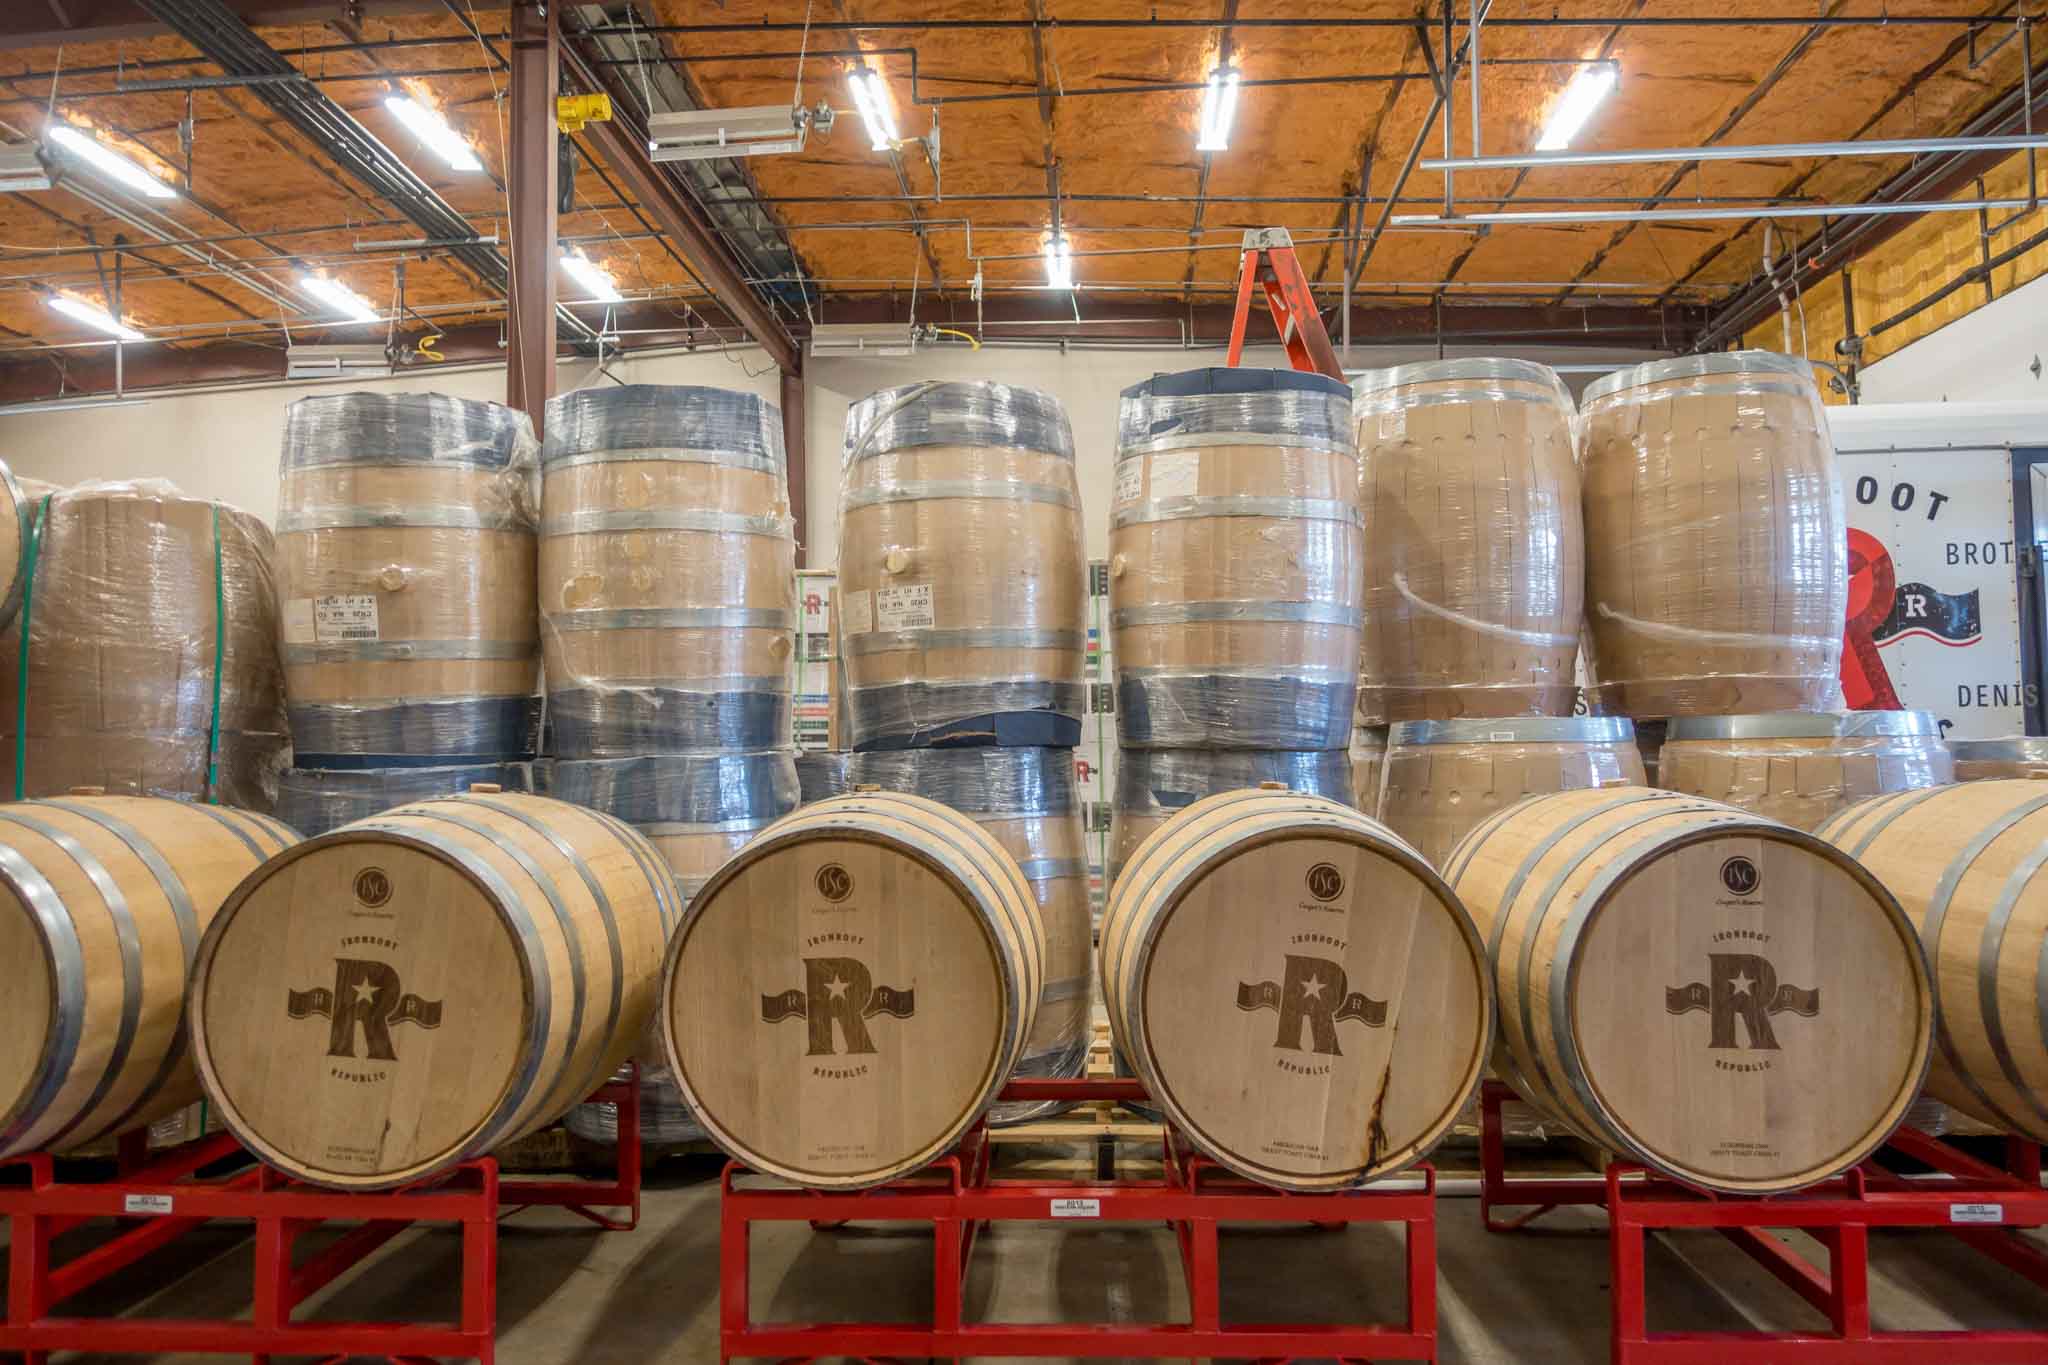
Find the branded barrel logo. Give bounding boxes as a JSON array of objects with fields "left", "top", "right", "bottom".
[
  {"left": 286, "top": 958, "right": 444, "bottom": 1060},
  {"left": 1665, "top": 953, "right": 1819, "bottom": 1051},
  {"left": 761, "top": 957, "right": 915, "bottom": 1056},
  {"left": 1236, "top": 954, "right": 1387, "bottom": 1056},
  {"left": 1304, "top": 863, "right": 1345, "bottom": 902},
  {"left": 353, "top": 867, "right": 393, "bottom": 909},
  {"left": 815, "top": 863, "right": 854, "bottom": 903},
  {"left": 1720, "top": 857, "right": 1760, "bottom": 897}
]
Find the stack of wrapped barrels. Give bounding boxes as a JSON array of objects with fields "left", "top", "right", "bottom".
[{"left": 6, "top": 345, "right": 2048, "bottom": 1205}]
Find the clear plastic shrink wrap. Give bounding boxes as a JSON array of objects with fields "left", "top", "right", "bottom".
[
  {"left": 1950, "top": 737, "right": 2048, "bottom": 781},
  {"left": 1351, "top": 724, "right": 1387, "bottom": 812},
  {"left": 0, "top": 480, "right": 288, "bottom": 809},
  {"left": 1109, "top": 748, "right": 1352, "bottom": 888},
  {"left": 849, "top": 746, "right": 1091, "bottom": 1124},
  {"left": 1111, "top": 368, "right": 1362, "bottom": 749},
  {"left": 1352, "top": 359, "right": 1582, "bottom": 722},
  {"left": 1657, "top": 710, "right": 1952, "bottom": 832},
  {"left": 837, "top": 381, "right": 1086, "bottom": 747},
  {"left": 1579, "top": 351, "right": 1847, "bottom": 719},
  {"left": 277, "top": 761, "right": 534, "bottom": 837},
  {"left": 566, "top": 1061, "right": 707, "bottom": 1146},
  {"left": 1377, "top": 717, "right": 1643, "bottom": 870},
  {"left": 541, "top": 385, "right": 795, "bottom": 756},
  {"left": 795, "top": 748, "right": 853, "bottom": 803},
  {"left": 276, "top": 392, "right": 541, "bottom": 765},
  {"left": 548, "top": 750, "right": 799, "bottom": 901}
]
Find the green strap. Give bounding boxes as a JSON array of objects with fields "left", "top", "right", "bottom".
[
  {"left": 13, "top": 495, "right": 50, "bottom": 801},
  {"left": 204, "top": 504, "right": 224, "bottom": 805}
]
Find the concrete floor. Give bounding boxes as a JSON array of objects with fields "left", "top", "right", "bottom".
[{"left": 9, "top": 1144, "right": 2048, "bottom": 1363}]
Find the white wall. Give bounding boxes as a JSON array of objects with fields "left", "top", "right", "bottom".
[{"left": 1859, "top": 271, "right": 2048, "bottom": 404}]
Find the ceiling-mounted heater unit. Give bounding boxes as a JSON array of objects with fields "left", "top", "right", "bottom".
[
  {"left": 285, "top": 343, "right": 394, "bottom": 381},
  {"left": 0, "top": 142, "right": 55, "bottom": 192},
  {"left": 647, "top": 103, "right": 831, "bottom": 163},
  {"left": 808, "top": 323, "right": 919, "bottom": 359}
]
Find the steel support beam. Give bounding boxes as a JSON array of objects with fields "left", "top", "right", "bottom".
[
  {"left": 781, "top": 368, "right": 807, "bottom": 568},
  {"left": 506, "top": 0, "right": 558, "bottom": 432}
]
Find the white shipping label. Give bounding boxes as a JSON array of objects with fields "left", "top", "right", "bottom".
[
  {"left": 282, "top": 597, "right": 317, "bottom": 645},
  {"left": 1950, "top": 1202, "right": 2005, "bottom": 1224},
  {"left": 875, "top": 583, "right": 936, "bottom": 632},
  {"left": 1113, "top": 462, "right": 1143, "bottom": 508},
  {"left": 1049, "top": 1197, "right": 1101, "bottom": 1218},
  {"left": 313, "top": 594, "right": 381, "bottom": 644},
  {"left": 124, "top": 1193, "right": 174, "bottom": 1215},
  {"left": 841, "top": 589, "right": 874, "bottom": 636},
  {"left": 1146, "top": 450, "right": 1201, "bottom": 501}
]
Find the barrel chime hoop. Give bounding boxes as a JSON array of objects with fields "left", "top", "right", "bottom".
[
  {"left": 0, "top": 842, "right": 83, "bottom": 1146},
  {"left": 1981, "top": 840, "right": 2048, "bottom": 1131},
  {"left": 1834, "top": 786, "right": 1950, "bottom": 858}
]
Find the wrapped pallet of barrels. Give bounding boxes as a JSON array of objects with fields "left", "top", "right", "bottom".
[
  {"left": 796, "top": 750, "right": 854, "bottom": 804},
  {"left": 1950, "top": 738, "right": 2048, "bottom": 781},
  {"left": 1352, "top": 360, "right": 1582, "bottom": 722},
  {"left": 1110, "top": 747, "right": 1352, "bottom": 889},
  {"left": 277, "top": 762, "right": 534, "bottom": 838},
  {"left": 1446, "top": 786, "right": 1933, "bottom": 1193},
  {"left": 0, "top": 796, "right": 296, "bottom": 1158},
  {"left": 0, "top": 455, "right": 26, "bottom": 635},
  {"left": 548, "top": 750, "right": 798, "bottom": 904},
  {"left": 0, "top": 481, "right": 288, "bottom": 809},
  {"left": 276, "top": 393, "right": 540, "bottom": 767},
  {"left": 1351, "top": 725, "right": 1387, "bottom": 813},
  {"left": 849, "top": 748, "right": 1091, "bottom": 1123},
  {"left": 1377, "top": 717, "right": 1643, "bottom": 869},
  {"left": 1111, "top": 369, "right": 1361, "bottom": 749},
  {"left": 1658, "top": 710, "right": 1952, "bottom": 831},
  {"left": 836, "top": 382, "right": 1085, "bottom": 748},
  {"left": 1102, "top": 788, "right": 1490, "bottom": 1189},
  {"left": 540, "top": 385, "right": 795, "bottom": 756},
  {"left": 661, "top": 792, "right": 1044, "bottom": 1188},
  {"left": 1818, "top": 781, "right": 2048, "bottom": 1143},
  {"left": 1579, "top": 352, "right": 1847, "bottom": 719},
  {"left": 188, "top": 789, "right": 678, "bottom": 1188}
]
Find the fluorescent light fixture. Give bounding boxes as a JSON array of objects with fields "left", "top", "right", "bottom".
[
  {"left": 0, "top": 396, "right": 150, "bottom": 416},
  {"left": 559, "top": 248, "right": 623, "bottom": 303},
  {"left": 1196, "top": 64, "right": 1241, "bottom": 153},
  {"left": 1043, "top": 235, "right": 1073, "bottom": 290},
  {"left": 383, "top": 95, "right": 483, "bottom": 172},
  {"left": 286, "top": 343, "right": 393, "bottom": 380},
  {"left": 809, "top": 322, "right": 918, "bottom": 358},
  {"left": 646, "top": 106, "right": 809, "bottom": 162},
  {"left": 1534, "top": 64, "right": 1618, "bottom": 152},
  {"left": 47, "top": 294, "right": 144, "bottom": 341},
  {"left": 847, "top": 70, "right": 898, "bottom": 152},
  {"left": 0, "top": 142, "right": 54, "bottom": 192},
  {"left": 300, "top": 274, "right": 381, "bottom": 324},
  {"left": 45, "top": 124, "right": 175, "bottom": 199},
  {"left": 1424, "top": 131, "right": 2048, "bottom": 173}
]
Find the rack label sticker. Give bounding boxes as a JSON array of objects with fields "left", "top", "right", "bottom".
[
  {"left": 124, "top": 1193, "right": 174, "bottom": 1215},
  {"left": 1147, "top": 451, "right": 1201, "bottom": 502},
  {"left": 875, "top": 584, "right": 935, "bottom": 632},
  {"left": 1950, "top": 1202, "right": 2004, "bottom": 1223},
  {"left": 841, "top": 589, "right": 873, "bottom": 636},
  {"left": 1050, "top": 1197, "right": 1100, "bottom": 1218},
  {"left": 313, "top": 594, "right": 381, "bottom": 644},
  {"left": 1114, "top": 462, "right": 1143, "bottom": 507}
]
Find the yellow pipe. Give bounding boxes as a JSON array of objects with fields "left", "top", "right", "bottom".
[{"left": 930, "top": 326, "right": 982, "bottom": 350}]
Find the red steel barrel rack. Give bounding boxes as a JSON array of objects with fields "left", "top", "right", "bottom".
[
  {"left": 717, "top": 1075, "right": 1438, "bottom": 1363},
  {"left": 1477, "top": 1079, "right": 2048, "bottom": 1363},
  {"left": 0, "top": 1068, "right": 644, "bottom": 1364}
]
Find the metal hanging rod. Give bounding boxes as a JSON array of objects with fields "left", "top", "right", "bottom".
[
  {"left": 1421, "top": 133, "right": 2048, "bottom": 172},
  {"left": 1392, "top": 198, "right": 2038, "bottom": 226},
  {"left": 585, "top": 13, "right": 2005, "bottom": 35}
]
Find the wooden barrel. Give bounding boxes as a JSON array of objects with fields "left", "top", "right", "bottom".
[
  {"left": 0, "top": 796, "right": 296, "bottom": 1158},
  {"left": 277, "top": 393, "right": 540, "bottom": 766},
  {"left": 849, "top": 748, "right": 1092, "bottom": 1124},
  {"left": 796, "top": 750, "right": 853, "bottom": 804},
  {"left": 1352, "top": 360, "right": 1582, "bottom": 721},
  {"left": 277, "top": 762, "right": 534, "bottom": 838},
  {"left": 1351, "top": 726, "right": 1387, "bottom": 813},
  {"left": 1110, "top": 748, "right": 1352, "bottom": 891},
  {"left": 1111, "top": 368, "right": 1362, "bottom": 749},
  {"left": 1446, "top": 786, "right": 1932, "bottom": 1193},
  {"left": 540, "top": 386, "right": 795, "bottom": 755},
  {"left": 1659, "top": 710, "right": 1952, "bottom": 832},
  {"left": 1102, "top": 789, "right": 1488, "bottom": 1188},
  {"left": 837, "top": 382, "right": 1085, "bottom": 748},
  {"left": 1950, "top": 738, "right": 2048, "bottom": 782},
  {"left": 1379, "top": 717, "right": 1643, "bottom": 869},
  {"left": 0, "top": 483, "right": 288, "bottom": 810},
  {"left": 1819, "top": 781, "right": 2048, "bottom": 1142},
  {"left": 190, "top": 790, "right": 676, "bottom": 1189},
  {"left": 661, "top": 791, "right": 1043, "bottom": 1188},
  {"left": 549, "top": 751, "right": 799, "bottom": 903},
  {"left": 1579, "top": 352, "right": 1847, "bottom": 719},
  {"left": 0, "top": 455, "right": 26, "bottom": 635}
]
